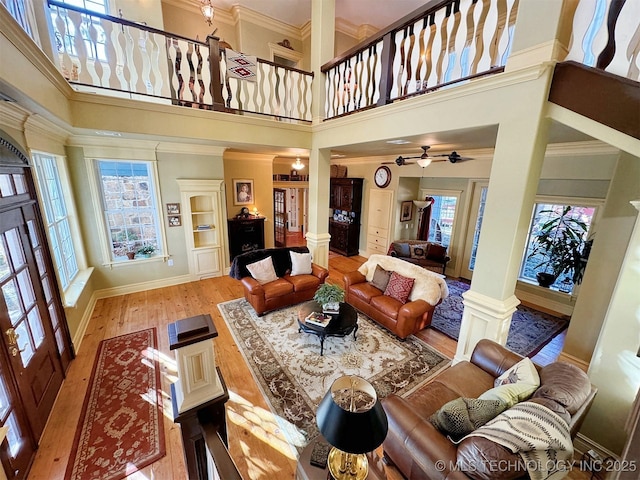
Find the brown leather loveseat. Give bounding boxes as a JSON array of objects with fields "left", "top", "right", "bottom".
[
  {"left": 344, "top": 254, "right": 448, "bottom": 339},
  {"left": 382, "top": 339, "right": 597, "bottom": 480},
  {"left": 229, "top": 247, "right": 328, "bottom": 316}
]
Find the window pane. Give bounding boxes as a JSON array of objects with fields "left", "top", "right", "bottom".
[
  {"left": 97, "top": 160, "right": 161, "bottom": 262},
  {"left": 520, "top": 203, "right": 594, "bottom": 292},
  {"left": 469, "top": 187, "right": 488, "bottom": 271},
  {"left": 6, "top": 412, "right": 22, "bottom": 458},
  {"left": 427, "top": 195, "right": 457, "bottom": 247}
]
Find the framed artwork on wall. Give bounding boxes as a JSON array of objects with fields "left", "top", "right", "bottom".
[
  {"left": 400, "top": 201, "right": 413, "bottom": 222},
  {"left": 167, "top": 203, "right": 180, "bottom": 215},
  {"left": 233, "top": 179, "right": 254, "bottom": 205},
  {"left": 168, "top": 215, "right": 181, "bottom": 227}
]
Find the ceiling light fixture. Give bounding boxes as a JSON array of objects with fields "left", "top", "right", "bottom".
[
  {"left": 200, "top": 0, "right": 215, "bottom": 26},
  {"left": 292, "top": 157, "right": 305, "bottom": 170},
  {"left": 416, "top": 158, "right": 432, "bottom": 168}
]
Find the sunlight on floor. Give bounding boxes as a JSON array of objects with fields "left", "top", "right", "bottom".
[
  {"left": 124, "top": 466, "right": 151, "bottom": 479},
  {"left": 227, "top": 390, "right": 303, "bottom": 461}
]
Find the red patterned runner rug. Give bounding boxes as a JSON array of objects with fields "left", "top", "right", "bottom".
[{"left": 65, "top": 328, "right": 166, "bottom": 480}]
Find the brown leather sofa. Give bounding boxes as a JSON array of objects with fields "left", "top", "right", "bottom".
[
  {"left": 382, "top": 339, "right": 597, "bottom": 480},
  {"left": 229, "top": 247, "right": 328, "bottom": 316},
  {"left": 388, "top": 240, "right": 450, "bottom": 275},
  {"left": 344, "top": 255, "right": 447, "bottom": 339}
]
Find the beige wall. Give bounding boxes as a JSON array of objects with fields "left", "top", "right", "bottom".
[
  {"left": 224, "top": 152, "right": 276, "bottom": 252},
  {"left": 160, "top": 2, "right": 237, "bottom": 47}
]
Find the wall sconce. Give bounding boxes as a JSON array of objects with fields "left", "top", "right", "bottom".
[
  {"left": 200, "top": 0, "right": 215, "bottom": 26},
  {"left": 292, "top": 157, "right": 305, "bottom": 170}
]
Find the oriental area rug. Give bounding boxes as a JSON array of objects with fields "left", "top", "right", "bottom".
[
  {"left": 432, "top": 279, "right": 569, "bottom": 357},
  {"left": 217, "top": 299, "right": 450, "bottom": 450},
  {"left": 65, "top": 328, "right": 165, "bottom": 480}
]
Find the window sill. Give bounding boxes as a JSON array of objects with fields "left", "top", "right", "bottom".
[
  {"left": 63, "top": 267, "right": 95, "bottom": 308},
  {"left": 104, "top": 255, "right": 167, "bottom": 268}
]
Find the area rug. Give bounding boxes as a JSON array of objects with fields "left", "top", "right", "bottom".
[
  {"left": 432, "top": 279, "right": 569, "bottom": 357},
  {"left": 217, "top": 299, "right": 450, "bottom": 449},
  {"left": 65, "top": 328, "right": 165, "bottom": 480}
]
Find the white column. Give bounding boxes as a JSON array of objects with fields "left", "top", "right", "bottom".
[
  {"left": 306, "top": 0, "right": 335, "bottom": 267},
  {"left": 454, "top": 83, "right": 552, "bottom": 363}
]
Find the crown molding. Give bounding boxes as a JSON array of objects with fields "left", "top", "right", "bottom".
[
  {"left": 0, "top": 101, "right": 30, "bottom": 132},
  {"left": 232, "top": 5, "right": 302, "bottom": 41},
  {"left": 544, "top": 140, "right": 619, "bottom": 157},
  {"left": 300, "top": 21, "right": 311, "bottom": 41},
  {"left": 24, "top": 114, "right": 70, "bottom": 144},
  {"left": 335, "top": 18, "right": 359, "bottom": 39},
  {"left": 156, "top": 143, "right": 226, "bottom": 156},
  {"left": 224, "top": 151, "right": 275, "bottom": 162}
]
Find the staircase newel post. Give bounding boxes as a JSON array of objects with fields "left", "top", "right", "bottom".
[{"left": 207, "top": 35, "right": 225, "bottom": 111}]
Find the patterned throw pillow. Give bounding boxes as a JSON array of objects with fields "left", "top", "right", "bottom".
[
  {"left": 494, "top": 357, "right": 540, "bottom": 388},
  {"left": 426, "top": 243, "right": 447, "bottom": 260},
  {"left": 409, "top": 244, "right": 429, "bottom": 259},
  {"left": 383, "top": 271, "right": 415, "bottom": 304},
  {"left": 430, "top": 397, "right": 508, "bottom": 439},
  {"left": 246, "top": 256, "right": 278, "bottom": 284},
  {"left": 370, "top": 265, "right": 392, "bottom": 291}
]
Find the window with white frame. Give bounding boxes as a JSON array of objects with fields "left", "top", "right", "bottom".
[
  {"left": 520, "top": 201, "right": 596, "bottom": 293},
  {"left": 426, "top": 194, "right": 458, "bottom": 247},
  {"left": 31, "top": 152, "right": 80, "bottom": 290},
  {"left": 94, "top": 160, "right": 162, "bottom": 263},
  {"left": 50, "top": 0, "right": 109, "bottom": 62}
]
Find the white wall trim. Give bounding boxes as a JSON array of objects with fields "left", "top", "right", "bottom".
[
  {"left": 155, "top": 143, "right": 226, "bottom": 156},
  {"left": 232, "top": 5, "right": 302, "bottom": 41},
  {"left": 505, "top": 39, "right": 568, "bottom": 73},
  {"left": 70, "top": 292, "right": 98, "bottom": 352},
  {"left": 515, "top": 288, "right": 574, "bottom": 317},
  {"left": 95, "top": 273, "right": 194, "bottom": 300},
  {"left": 574, "top": 433, "right": 618, "bottom": 461}
]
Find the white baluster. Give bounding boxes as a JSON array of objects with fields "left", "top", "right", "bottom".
[
  {"left": 566, "top": 0, "right": 599, "bottom": 64},
  {"left": 406, "top": 20, "right": 422, "bottom": 95},
  {"left": 427, "top": 8, "right": 446, "bottom": 87},
  {"left": 149, "top": 33, "right": 166, "bottom": 98},
  {"left": 52, "top": 9, "right": 74, "bottom": 81},
  {"left": 609, "top": 0, "right": 640, "bottom": 80},
  {"left": 415, "top": 21, "right": 429, "bottom": 92},
  {"left": 390, "top": 31, "right": 403, "bottom": 99},
  {"left": 495, "top": 0, "right": 517, "bottom": 66},
  {"left": 441, "top": 6, "right": 456, "bottom": 83},
  {"left": 100, "top": 20, "right": 116, "bottom": 88},
  {"left": 588, "top": 0, "right": 612, "bottom": 68},
  {"left": 469, "top": 0, "right": 486, "bottom": 74},
  {"left": 67, "top": 10, "right": 90, "bottom": 84},
  {"left": 85, "top": 19, "right": 101, "bottom": 86},
  {"left": 451, "top": 0, "right": 472, "bottom": 81},
  {"left": 371, "top": 40, "right": 382, "bottom": 105},
  {"left": 478, "top": 0, "right": 498, "bottom": 71}
]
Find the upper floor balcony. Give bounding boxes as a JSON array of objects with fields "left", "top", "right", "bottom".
[{"left": 2, "top": 0, "right": 639, "bottom": 135}]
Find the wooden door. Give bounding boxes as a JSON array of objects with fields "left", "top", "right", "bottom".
[
  {"left": 0, "top": 138, "right": 70, "bottom": 480},
  {"left": 273, "top": 189, "right": 287, "bottom": 247}
]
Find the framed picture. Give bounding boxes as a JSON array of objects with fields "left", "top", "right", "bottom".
[
  {"left": 168, "top": 215, "right": 181, "bottom": 227},
  {"left": 233, "top": 179, "right": 254, "bottom": 205},
  {"left": 167, "top": 203, "right": 180, "bottom": 215},
  {"left": 400, "top": 201, "right": 413, "bottom": 222}
]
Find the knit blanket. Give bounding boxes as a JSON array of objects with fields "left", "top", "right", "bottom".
[
  {"left": 358, "top": 254, "right": 448, "bottom": 305},
  {"left": 463, "top": 401, "right": 573, "bottom": 480}
]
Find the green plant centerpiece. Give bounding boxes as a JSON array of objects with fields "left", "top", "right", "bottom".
[
  {"left": 314, "top": 283, "right": 345, "bottom": 313},
  {"left": 137, "top": 244, "right": 156, "bottom": 258},
  {"left": 526, "top": 205, "right": 589, "bottom": 288}
]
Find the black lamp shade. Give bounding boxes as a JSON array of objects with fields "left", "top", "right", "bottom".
[{"left": 316, "top": 376, "right": 388, "bottom": 454}]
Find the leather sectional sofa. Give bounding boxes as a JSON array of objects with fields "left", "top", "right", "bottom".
[
  {"left": 387, "top": 240, "right": 450, "bottom": 275},
  {"left": 382, "top": 339, "right": 597, "bottom": 480},
  {"left": 229, "top": 246, "right": 328, "bottom": 316}
]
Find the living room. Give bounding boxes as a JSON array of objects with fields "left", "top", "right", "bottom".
[{"left": 0, "top": 0, "right": 639, "bottom": 479}]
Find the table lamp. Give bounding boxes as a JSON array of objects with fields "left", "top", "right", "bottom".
[{"left": 316, "top": 375, "right": 388, "bottom": 480}]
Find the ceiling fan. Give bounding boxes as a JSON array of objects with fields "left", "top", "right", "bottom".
[{"left": 382, "top": 146, "right": 473, "bottom": 166}]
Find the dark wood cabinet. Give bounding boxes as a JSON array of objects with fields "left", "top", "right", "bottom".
[
  {"left": 227, "top": 217, "right": 265, "bottom": 261},
  {"left": 329, "top": 178, "right": 363, "bottom": 212},
  {"left": 329, "top": 220, "right": 361, "bottom": 256},
  {"left": 328, "top": 177, "right": 363, "bottom": 257}
]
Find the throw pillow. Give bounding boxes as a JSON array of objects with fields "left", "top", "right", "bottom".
[
  {"left": 426, "top": 243, "right": 447, "bottom": 261},
  {"left": 383, "top": 272, "right": 415, "bottom": 304},
  {"left": 409, "top": 244, "right": 429, "bottom": 259},
  {"left": 370, "top": 265, "right": 392, "bottom": 291},
  {"left": 429, "top": 397, "right": 508, "bottom": 440},
  {"left": 393, "top": 242, "right": 411, "bottom": 258},
  {"left": 290, "top": 251, "right": 312, "bottom": 276},
  {"left": 494, "top": 357, "right": 540, "bottom": 388},
  {"left": 532, "top": 362, "right": 591, "bottom": 414},
  {"left": 479, "top": 382, "right": 539, "bottom": 408},
  {"left": 246, "top": 256, "right": 278, "bottom": 285}
]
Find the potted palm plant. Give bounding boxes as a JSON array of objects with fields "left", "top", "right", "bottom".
[
  {"left": 314, "top": 283, "right": 345, "bottom": 313},
  {"left": 526, "top": 206, "right": 589, "bottom": 288}
]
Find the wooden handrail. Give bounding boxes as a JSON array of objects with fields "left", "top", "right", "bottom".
[{"left": 200, "top": 422, "right": 243, "bottom": 480}]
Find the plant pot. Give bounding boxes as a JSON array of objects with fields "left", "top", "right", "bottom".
[
  {"left": 126, "top": 252, "right": 136, "bottom": 260},
  {"left": 322, "top": 302, "right": 340, "bottom": 313},
  {"left": 536, "top": 272, "right": 557, "bottom": 288}
]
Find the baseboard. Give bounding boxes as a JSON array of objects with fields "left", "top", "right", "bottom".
[
  {"left": 93, "top": 273, "right": 194, "bottom": 299},
  {"left": 574, "top": 433, "right": 618, "bottom": 461},
  {"left": 558, "top": 351, "right": 590, "bottom": 372},
  {"left": 71, "top": 292, "right": 98, "bottom": 353}
]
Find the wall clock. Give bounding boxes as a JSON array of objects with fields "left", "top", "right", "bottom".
[{"left": 374, "top": 166, "right": 391, "bottom": 188}]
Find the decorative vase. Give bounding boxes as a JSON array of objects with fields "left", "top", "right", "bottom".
[
  {"left": 126, "top": 251, "right": 136, "bottom": 260},
  {"left": 536, "top": 272, "right": 556, "bottom": 288},
  {"left": 323, "top": 302, "right": 340, "bottom": 313}
]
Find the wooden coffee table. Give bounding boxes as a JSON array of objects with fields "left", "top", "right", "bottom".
[
  {"left": 297, "top": 301, "right": 358, "bottom": 356},
  {"left": 296, "top": 435, "right": 387, "bottom": 480}
]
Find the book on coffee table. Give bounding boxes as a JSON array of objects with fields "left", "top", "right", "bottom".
[{"left": 305, "top": 312, "right": 331, "bottom": 328}]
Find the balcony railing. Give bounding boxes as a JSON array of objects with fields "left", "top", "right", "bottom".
[
  {"left": 321, "top": 0, "right": 519, "bottom": 120},
  {"left": 46, "top": 0, "right": 313, "bottom": 123},
  {"left": 1, "top": 0, "right": 637, "bottom": 126}
]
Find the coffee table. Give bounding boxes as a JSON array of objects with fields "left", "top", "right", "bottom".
[
  {"left": 297, "top": 301, "right": 358, "bottom": 356},
  {"left": 296, "top": 435, "right": 387, "bottom": 480}
]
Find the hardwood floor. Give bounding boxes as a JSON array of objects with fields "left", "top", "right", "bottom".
[{"left": 27, "top": 254, "right": 587, "bottom": 480}]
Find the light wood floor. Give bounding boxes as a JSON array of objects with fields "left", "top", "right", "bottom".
[{"left": 27, "top": 254, "right": 588, "bottom": 480}]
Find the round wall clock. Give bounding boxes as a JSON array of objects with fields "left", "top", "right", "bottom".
[{"left": 374, "top": 166, "right": 391, "bottom": 188}]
